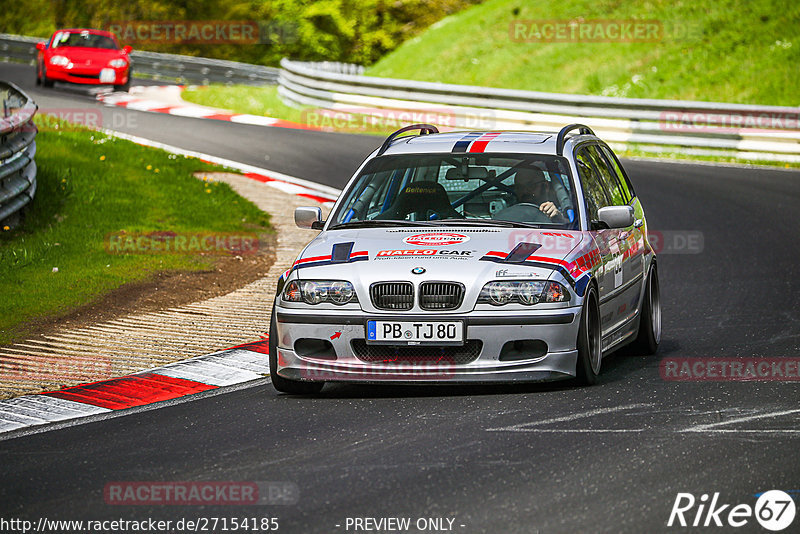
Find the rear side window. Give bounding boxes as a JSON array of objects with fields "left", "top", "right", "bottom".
[{"left": 585, "top": 145, "right": 627, "bottom": 206}]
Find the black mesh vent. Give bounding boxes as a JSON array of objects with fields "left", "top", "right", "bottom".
[
  {"left": 370, "top": 282, "right": 414, "bottom": 310},
  {"left": 351, "top": 339, "right": 482, "bottom": 365},
  {"left": 419, "top": 282, "right": 465, "bottom": 310}
]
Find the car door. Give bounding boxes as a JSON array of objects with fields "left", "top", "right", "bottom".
[
  {"left": 586, "top": 145, "right": 645, "bottom": 339},
  {"left": 575, "top": 146, "right": 622, "bottom": 344}
]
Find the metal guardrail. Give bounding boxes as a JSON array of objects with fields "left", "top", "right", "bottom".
[
  {"left": 0, "top": 81, "right": 37, "bottom": 226},
  {"left": 279, "top": 59, "right": 800, "bottom": 163},
  {"left": 0, "top": 33, "right": 279, "bottom": 86}
]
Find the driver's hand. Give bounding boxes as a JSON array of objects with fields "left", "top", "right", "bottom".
[{"left": 540, "top": 201, "right": 560, "bottom": 219}]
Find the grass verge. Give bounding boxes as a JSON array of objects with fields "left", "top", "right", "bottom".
[
  {"left": 183, "top": 85, "right": 308, "bottom": 123},
  {"left": 367, "top": 0, "right": 800, "bottom": 107},
  {"left": 0, "top": 118, "right": 272, "bottom": 345}
]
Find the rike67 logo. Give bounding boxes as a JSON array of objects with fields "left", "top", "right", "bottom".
[{"left": 668, "top": 490, "right": 796, "bottom": 530}]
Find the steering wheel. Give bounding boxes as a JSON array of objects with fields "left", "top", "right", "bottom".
[
  {"left": 493, "top": 202, "right": 551, "bottom": 224},
  {"left": 514, "top": 202, "right": 543, "bottom": 213}
]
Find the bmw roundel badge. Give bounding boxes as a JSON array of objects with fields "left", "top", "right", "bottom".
[{"left": 411, "top": 267, "right": 426, "bottom": 275}]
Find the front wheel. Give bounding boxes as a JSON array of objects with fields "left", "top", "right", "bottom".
[
  {"left": 42, "top": 66, "right": 54, "bottom": 88},
  {"left": 114, "top": 69, "right": 131, "bottom": 92},
  {"left": 630, "top": 264, "right": 661, "bottom": 355},
  {"left": 575, "top": 286, "right": 602, "bottom": 385},
  {"left": 268, "top": 307, "right": 324, "bottom": 394}
]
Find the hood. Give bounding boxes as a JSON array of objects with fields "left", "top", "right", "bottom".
[
  {"left": 51, "top": 47, "right": 125, "bottom": 64},
  {"left": 288, "top": 227, "right": 589, "bottom": 309}
]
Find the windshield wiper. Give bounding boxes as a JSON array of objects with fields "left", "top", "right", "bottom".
[
  {"left": 328, "top": 219, "right": 437, "bottom": 230},
  {"left": 430, "top": 218, "right": 543, "bottom": 229}
]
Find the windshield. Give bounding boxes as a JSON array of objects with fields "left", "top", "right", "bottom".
[
  {"left": 330, "top": 153, "right": 579, "bottom": 229},
  {"left": 51, "top": 31, "right": 119, "bottom": 50}
]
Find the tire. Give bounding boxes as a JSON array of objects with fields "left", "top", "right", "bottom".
[
  {"left": 630, "top": 264, "right": 661, "bottom": 355},
  {"left": 575, "top": 285, "right": 602, "bottom": 385},
  {"left": 114, "top": 69, "right": 131, "bottom": 92},
  {"left": 42, "top": 66, "right": 54, "bottom": 88},
  {"left": 268, "top": 307, "right": 324, "bottom": 394}
]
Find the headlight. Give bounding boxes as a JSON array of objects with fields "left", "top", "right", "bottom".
[
  {"left": 49, "top": 55, "right": 71, "bottom": 67},
  {"left": 282, "top": 280, "right": 357, "bottom": 305},
  {"left": 108, "top": 58, "right": 127, "bottom": 68},
  {"left": 478, "top": 281, "right": 570, "bottom": 306}
]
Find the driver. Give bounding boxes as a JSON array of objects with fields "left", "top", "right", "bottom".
[
  {"left": 493, "top": 167, "right": 567, "bottom": 223},
  {"left": 513, "top": 167, "right": 564, "bottom": 220}
]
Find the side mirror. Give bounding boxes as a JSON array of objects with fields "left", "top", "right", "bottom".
[
  {"left": 122, "top": 45, "right": 133, "bottom": 54},
  {"left": 295, "top": 206, "right": 324, "bottom": 230},
  {"left": 597, "top": 205, "right": 634, "bottom": 229},
  {"left": 36, "top": 42, "right": 46, "bottom": 51}
]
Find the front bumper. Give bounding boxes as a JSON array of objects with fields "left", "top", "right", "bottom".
[
  {"left": 275, "top": 307, "right": 582, "bottom": 384},
  {"left": 47, "top": 65, "right": 128, "bottom": 85}
]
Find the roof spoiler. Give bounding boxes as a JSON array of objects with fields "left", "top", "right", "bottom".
[
  {"left": 556, "top": 124, "right": 595, "bottom": 156},
  {"left": 377, "top": 123, "right": 439, "bottom": 156}
]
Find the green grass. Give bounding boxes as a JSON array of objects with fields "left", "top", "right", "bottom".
[
  {"left": 0, "top": 118, "right": 272, "bottom": 345},
  {"left": 183, "top": 85, "right": 308, "bottom": 123},
  {"left": 367, "top": 0, "right": 800, "bottom": 106},
  {"left": 183, "top": 85, "right": 405, "bottom": 135}
]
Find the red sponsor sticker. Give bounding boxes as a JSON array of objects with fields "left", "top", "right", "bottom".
[
  {"left": 377, "top": 249, "right": 437, "bottom": 257},
  {"left": 403, "top": 233, "right": 470, "bottom": 247}
]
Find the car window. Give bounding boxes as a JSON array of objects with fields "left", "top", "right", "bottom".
[
  {"left": 585, "top": 145, "right": 627, "bottom": 206},
  {"left": 575, "top": 147, "right": 610, "bottom": 222},
  {"left": 599, "top": 145, "right": 635, "bottom": 201},
  {"left": 52, "top": 32, "right": 118, "bottom": 50},
  {"left": 331, "top": 153, "right": 579, "bottom": 229}
]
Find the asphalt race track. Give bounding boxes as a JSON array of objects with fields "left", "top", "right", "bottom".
[{"left": 2, "top": 61, "right": 799, "bottom": 533}]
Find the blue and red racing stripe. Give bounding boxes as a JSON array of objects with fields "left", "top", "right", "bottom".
[{"left": 452, "top": 132, "right": 502, "bottom": 153}]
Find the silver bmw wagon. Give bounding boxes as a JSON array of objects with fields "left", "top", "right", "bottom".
[{"left": 269, "top": 124, "right": 661, "bottom": 393}]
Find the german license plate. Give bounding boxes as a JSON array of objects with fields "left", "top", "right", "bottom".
[
  {"left": 366, "top": 320, "right": 464, "bottom": 345},
  {"left": 100, "top": 68, "right": 116, "bottom": 83}
]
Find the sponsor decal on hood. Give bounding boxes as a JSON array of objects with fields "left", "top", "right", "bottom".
[
  {"left": 376, "top": 249, "right": 473, "bottom": 259},
  {"left": 402, "top": 232, "right": 470, "bottom": 246}
]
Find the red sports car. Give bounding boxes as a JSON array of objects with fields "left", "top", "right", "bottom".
[{"left": 36, "top": 29, "right": 132, "bottom": 91}]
